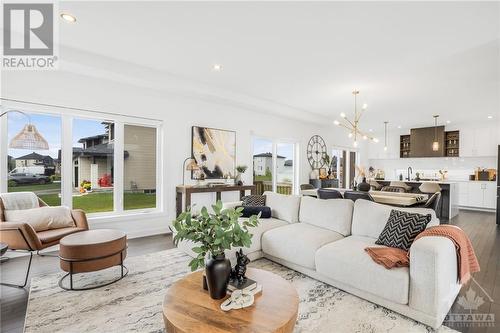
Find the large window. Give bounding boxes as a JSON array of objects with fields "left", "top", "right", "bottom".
[
  {"left": 252, "top": 138, "right": 297, "bottom": 195},
  {"left": 72, "top": 119, "right": 114, "bottom": 213},
  {"left": 7, "top": 112, "right": 61, "bottom": 206},
  {"left": 123, "top": 124, "right": 157, "bottom": 210},
  {"left": 1, "top": 104, "right": 162, "bottom": 218}
]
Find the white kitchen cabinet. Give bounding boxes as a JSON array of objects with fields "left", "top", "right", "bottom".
[
  {"left": 460, "top": 181, "right": 497, "bottom": 210},
  {"left": 484, "top": 182, "right": 497, "bottom": 209},
  {"left": 460, "top": 126, "right": 498, "bottom": 157}
]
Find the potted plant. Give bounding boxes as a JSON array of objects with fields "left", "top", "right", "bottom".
[
  {"left": 172, "top": 201, "right": 260, "bottom": 299},
  {"left": 235, "top": 165, "right": 248, "bottom": 185}
]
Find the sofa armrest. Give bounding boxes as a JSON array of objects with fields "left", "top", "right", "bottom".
[
  {"left": 409, "top": 236, "right": 461, "bottom": 325},
  {"left": 222, "top": 201, "right": 243, "bottom": 210},
  {"left": 71, "top": 209, "right": 89, "bottom": 230},
  {"left": 0, "top": 222, "right": 42, "bottom": 251}
]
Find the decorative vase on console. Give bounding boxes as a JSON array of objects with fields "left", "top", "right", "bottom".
[
  {"left": 172, "top": 201, "right": 260, "bottom": 300},
  {"left": 235, "top": 165, "right": 248, "bottom": 186},
  {"left": 357, "top": 177, "right": 370, "bottom": 192}
]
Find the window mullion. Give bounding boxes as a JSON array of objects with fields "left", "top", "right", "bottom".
[
  {"left": 61, "top": 115, "right": 73, "bottom": 208},
  {"left": 114, "top": 122, "right": 124, "bottom": 213}
]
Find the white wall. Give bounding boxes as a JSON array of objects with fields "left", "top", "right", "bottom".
[{"left": 1, "top": 69, "right": 351, "bottom": 237}]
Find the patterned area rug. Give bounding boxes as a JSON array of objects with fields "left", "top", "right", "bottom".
[{"left": 25, "top": 249, "right": 457, "bottom": 333}]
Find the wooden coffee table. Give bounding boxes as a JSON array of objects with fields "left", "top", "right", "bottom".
[{"left": 163, "top": 267, "right": 299, "bottom": 333}]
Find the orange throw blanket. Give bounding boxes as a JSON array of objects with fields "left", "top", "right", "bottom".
[{"left": 365, "top": 225, "right": 480, "bottom": 284}]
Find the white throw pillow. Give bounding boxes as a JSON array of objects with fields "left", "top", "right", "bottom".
[{"left": 5, "top": 206, "right": 75, "bottom": 232}]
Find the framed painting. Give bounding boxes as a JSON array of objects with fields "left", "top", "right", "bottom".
[{"left": 191, "top": 126, "right": 236, "bottom": 179}]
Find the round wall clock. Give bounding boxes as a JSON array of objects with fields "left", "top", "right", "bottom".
[{"left": 307, "top": 135, "right": 327, "bottom": 169}]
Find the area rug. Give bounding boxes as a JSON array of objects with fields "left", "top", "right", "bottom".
[{"left": 25, "top": 248, "right": 457, "bottom": 333}]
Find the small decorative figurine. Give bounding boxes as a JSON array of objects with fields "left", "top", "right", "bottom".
[{"left": 231, "top": 249, "right": 250, "bottom": 284}]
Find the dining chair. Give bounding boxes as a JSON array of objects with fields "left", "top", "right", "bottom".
[
  {"left": 343, "top": 191, "right": 374, "bottom": 202},
  {"left": 317, "top": 189, "right": 343, "bottom": 199}
]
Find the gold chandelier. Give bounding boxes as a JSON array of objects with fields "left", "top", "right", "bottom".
[{"left": 333, "top": 90, "right": 378, "bottom": 147}]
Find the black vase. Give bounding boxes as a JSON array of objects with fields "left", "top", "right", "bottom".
[
  {"left": 357, "top": 177, "right": 371, "bottom": 192},
  {"left": 205, "top": 253, "right": 231, "bottom": 299}
]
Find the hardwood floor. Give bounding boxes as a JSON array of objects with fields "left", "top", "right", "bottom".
[
  {"left": 0, "top": 211, "right": 498, "bottom": 333},
  {"left": 0, "top": 234, "right": 174, "bottom": 333}
]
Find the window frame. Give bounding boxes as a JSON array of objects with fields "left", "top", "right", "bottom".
[
  {"left": 251, "top": 136, "right": 299, "bottom": 195},
  {"left": 0, "top": 101, "right": 163, "bottom": 220}
]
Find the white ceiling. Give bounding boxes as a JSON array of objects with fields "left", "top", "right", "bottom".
[{"left": 56, "top": 1, "right": 499, "bottom": 130}]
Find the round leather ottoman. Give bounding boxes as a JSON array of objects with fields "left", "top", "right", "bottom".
[{"left": 59, "top": 229, "right": 128, "bottom": 290}]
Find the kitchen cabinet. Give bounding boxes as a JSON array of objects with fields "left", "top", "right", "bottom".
[
  {"left": 459, "top": 181, "right": 497, "bottom": 210},
  {"left": 459, "top": 126, "right": 498, "bottom": 157}
]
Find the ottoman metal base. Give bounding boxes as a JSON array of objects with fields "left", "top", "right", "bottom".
[{"left": 58, "top": 249, "right": 128, "bottom": 291}]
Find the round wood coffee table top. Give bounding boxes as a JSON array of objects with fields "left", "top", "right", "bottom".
[{"left": 163, "top": 267, "right": 299, "bottom": 333}]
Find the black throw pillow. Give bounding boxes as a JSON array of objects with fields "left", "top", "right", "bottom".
[
  {"left": 241, "top": 195, "right": 266, "bottom": 207},
  {"left": 240, "top": 206, "right": 271, "bottom": 218},
  {"left": 375, "top": 210, "right": 432, "bottom": 251}
]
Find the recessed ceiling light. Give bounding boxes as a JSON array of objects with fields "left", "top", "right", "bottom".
[
  {"left": 487, "top": 115, "right": 493, "bottom": 119},
  {"left": 369, "top": 129, "right": 373, "bottom": 132},
  {"left": 212, "top": 64, "right": 223, "bottom": 71},
  {"left": 397, "top": 125, "right": 402, "bottom": 129},
  {"left": 446, "top": 120, "right": 451, "bottom": 124},
  {"left": 60, "top": 13, "right": 76, "bottom": 23}
]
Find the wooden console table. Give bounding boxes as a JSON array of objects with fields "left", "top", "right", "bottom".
[{"left": 176, "top": 184, "right": 256, "bottom": 216}]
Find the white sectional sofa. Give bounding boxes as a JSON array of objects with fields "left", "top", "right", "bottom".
[{"left": 175, "top": 191, "right": 461, "bottom": 329}]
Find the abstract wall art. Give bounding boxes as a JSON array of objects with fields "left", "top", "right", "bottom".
[{"left": 191, "top": 126, "right": 236, "bottom": 179}]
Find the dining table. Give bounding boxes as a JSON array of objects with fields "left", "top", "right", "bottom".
[{"left": 301, "top": 188, "right": 428, "bottom": 207}]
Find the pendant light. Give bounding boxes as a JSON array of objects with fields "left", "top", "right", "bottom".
[
  {"left": 383, "top": 121, "right": 388, "bottom": 151},
  {"left": 432, "top": 115, "right": 439, "bottom": 151},
  {"left": 0, "top": 110, "right": 49, "bottom": 150}
]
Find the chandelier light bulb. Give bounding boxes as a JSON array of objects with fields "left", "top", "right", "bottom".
[
  {"left": 353, "top": 141, "right": 358, "bottom": 148},
  {"left": 340, "top": 112, "right": 346, "bottom": 119},
  {"left": 333, "top": 120, "right": 340, "bottom": 126},
  {"left": 373, "top": 138, "right": 379, "bottom": 143},
  {"left": 384, "top": 146, "right": 388, "bottom": 151},
  {"left": 348, "top": 133, "right": 353, "bottom": 138},
  {"left": 363, "top": 135, "right": 368, "bottom": 140},
  {"left": 362, "top": 103, "right": 368, "bottom": 110}
]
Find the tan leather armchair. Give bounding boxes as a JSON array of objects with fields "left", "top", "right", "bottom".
[{"left": 0, "top": 193, "right": 89, "bottom": 287}]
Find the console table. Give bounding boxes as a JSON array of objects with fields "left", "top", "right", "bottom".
[{"left": 176, "top": 184, "right": 256, "bottom": 216}]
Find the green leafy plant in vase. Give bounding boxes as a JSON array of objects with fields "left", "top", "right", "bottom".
[{"left": 172, "top": 201, "right": 260, "bottom": 299}]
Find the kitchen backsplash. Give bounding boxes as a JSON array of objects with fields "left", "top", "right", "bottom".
[{"left": 368, "top": 156, "right": 497, "bottom": 181}]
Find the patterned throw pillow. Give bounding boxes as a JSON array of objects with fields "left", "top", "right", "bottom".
[
  {"left": 241, "top": 195, "right": 266, "bottom": 207},
  {"left": 375, "top": 210, "right": 432, "bottom": 251}
]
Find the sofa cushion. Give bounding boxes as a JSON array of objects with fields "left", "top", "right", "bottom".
[
  {"left": 351, "top": 199, "right": 438, "bottom": 239},
  {"left": 375, "top": 210, "right": 432, "bottom": 251},
  {"left": 5, "top": 206, "right": 76, "bottom": 232},
  {"left": 299, "top": 196, "right": 353, "bottom": 236},
  {"left": 263, "top": 191, "right": 301, "bottom": 223},
  {"left": 315, "top": 236, "right": 409, "bottom": 305},
  {"left": 262, "top": 223, "right": 344, "bottom": 269},
  {"left": 37, "top": 227, "right": 86, "bottom": 244}
]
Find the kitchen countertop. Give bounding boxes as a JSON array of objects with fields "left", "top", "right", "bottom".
[
  {"left": 375, "top": 179, "right": 458, "bottom": 184},
  {"left": 376, "top": 179, "right": 497, "bottom": 184}
]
